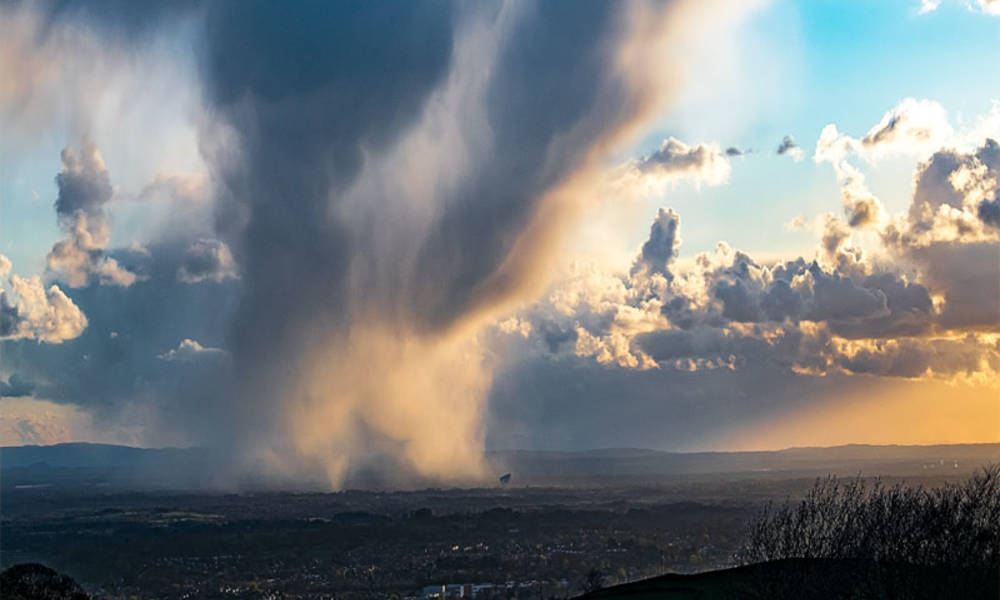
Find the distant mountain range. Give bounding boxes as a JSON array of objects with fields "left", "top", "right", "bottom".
[
  {"left": 486, "top": 443, "right": 1000, "bottom": 483},
  {"left": 2, "top": 442, "right": 998, "bottom": 490}
]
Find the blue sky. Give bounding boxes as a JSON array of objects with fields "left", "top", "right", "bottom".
[{"left": 628, "top": 0, "right": 1000, "bottom": 256}]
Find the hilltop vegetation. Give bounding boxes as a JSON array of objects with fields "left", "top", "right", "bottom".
[
  {"left": 0, "top": 564, "right": 89, "bottom": 600},
  {"left": 587, "top": 466, "right": 1000, "bottom": 599}
]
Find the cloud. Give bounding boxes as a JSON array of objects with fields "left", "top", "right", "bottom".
[
  {"left": 637, "top": 137, "right": 732, "bottom": 185},
  {"left": 812, "top": 99, "right": 958, "bottom": 230},
  {"left": 877, "top": 138, "right": 1000, "bottom": 331},
  {"left": 0, "top": 374, "right": 35, "bottom": 398},
  {"left": 900, "top": 138, "right": 1000, "bottom": 242},
  {"left": 979, "top": 195, "right": 1000, "bottom": 228},
  {"left": 906, "top": 241, "right": 999, "bottom": 330},
  {"left": 158, "top": 338, "right": 229, "bottom": 362},
  {"left": 135, "top": 172, "right": 211, "bottom": 204},
  {"left": 919, "top": 0, "right": 943, "bottom": 13},
  {"left": 2, "top": 243, "right": 240, "bottom": 449},
  {"left": 1, "top": 257, "right": 87, "bottom": 344},
  {"left": 46, "top": 139, "right": 138, "bottom": 287},
  {"left": 833, "top": 335, "right": 997, "bottom": 379},
  {"left": 776, "top": 135, "right": 804, "bottom": 161},
  {"left": 804, "top": 266, "right": 889, "bottom": 323},
  {"left": 981, "top": 0, "right": 1000, "bottom": 15},
  {"left": 177, "top": 239, "right": 238, "bottom": 283},
  {"left": 815, "top": 99, "right": 955, "bottom": 165},
  {"left": 820, "top": 213, "right": 853, "bottom": 257},
  {"left": 585, "top": 103, "right": 997, "bottom": 375},
  {"left": 859, "top": 98, "right": 953, "bottom": 156},
  {"left": 495, "top": 99, "right": 996, "bottom": 402},
  {"left": 632, "top": 208, "right": 681, "bottom": 278},
  {"left": 785, "top": 215, "right": 807, "bottom": 231},
  {"left": 0, "top": 397, "right": 128, "bottom": 446},
  {"left": 918, "top": 0, "right": 1000, "bottom": 15},
  {"left": 501, "top": 173, "right": 997, "bottom": 382}
]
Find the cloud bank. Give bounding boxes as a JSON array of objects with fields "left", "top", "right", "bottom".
[{"left": 497, "top": 104, "right": 999, "bottom": 394}]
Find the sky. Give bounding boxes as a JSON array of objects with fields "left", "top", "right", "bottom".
[{"left": 1, "top": 0, "right": 998, "bottom": 489}]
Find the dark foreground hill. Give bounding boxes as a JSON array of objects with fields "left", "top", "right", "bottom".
[
  {"left": 580, "top": 559, "right": 1000, "bottom": 600},
  {"left": 0, "top": 564, "right": 90, "bottom": 600}
]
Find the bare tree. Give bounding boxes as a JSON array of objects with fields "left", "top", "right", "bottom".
[
  {"left": 579, "top": 567, "right": 606, "bottom": 594},
  {"left": 734, "top": 464, "right": 1000, "bottom": 599}
]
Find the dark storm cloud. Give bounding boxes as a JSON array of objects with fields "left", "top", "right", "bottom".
[
  {"left": 882, "top": 139, "right": 1000, "bottom": 331},
  {"left": 804, "top": 266, "right": 888, "bottom": 323},
  {"left": 5, "top": 0, "right": 733, "bottom": 483},
  {"left": 972, "top": 139, "right": 1000, "bottom": 229},
  {"left": 203, "top": 1, "right": 455, "bottom": 348},
  {"left": 409, "top": 2, "right": 648, "bottom": 328},
  {"left": 708, "top": 258, "right": 927, "bottom": 336},
  {"left": 53, "top": 139, "right": 112, "bottom": 219},
  {"left": 829, "top": 273, "right": 933, "bottom": 338},
  {"left": 907, "top": 138, "right": 999, "bottom": 232},
  {"left": 633, "top": 208, "right": 681, "bottom": 278},
  {"left": 835, "top": 336, "right": 990, "bottom": 380},
  {"left": 979, "top": 196, "right": 1000, "bottom": 228},
  {"left": 47, "top": 139, "right": 138, "bottom": 287},
  {"left": 909, "top": 149, "right": 971, "bottom": 229},
  {"left": 0, "top": 374, "right": 34, "bottom": 397},
  {"left": 177, "top": 239, "right": 238, "bottom": 284},
  {"left": 776, "top": 135, "right": 800, "bottom": 156},
  {"left": 908, "top": 241, "right": 1000, "bottom": 330},
  {"left": 177, "top": 0, "right": 715, "bottom": 484},
  {"left": 759, "top": 279, "right": 805, "bottom": 321}
]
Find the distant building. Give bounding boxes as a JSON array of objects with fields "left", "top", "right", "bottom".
[
  {"left": 422, "top": 583, "right": 484, "bottom": 598},
  {"left": 444, "top": 583, "right": 472, "bottom": 597}
]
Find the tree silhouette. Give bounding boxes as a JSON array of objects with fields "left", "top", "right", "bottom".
[
  {"left": 0, "top": 564, "right": 90, "bottom": 600},
  {"left": 579, "top": 567, "right": 606, "bottom": 594},
  {"left": 735, "top": 464, "right": 1000, "bottom": 599}
]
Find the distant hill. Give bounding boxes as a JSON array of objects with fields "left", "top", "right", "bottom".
[
  {"left": 0, "top": 443, "right": 214, "bottom": 489},
  {"left": 0, "top": 442, "right": 206, "bottom": 470},
  {"left": 486, "top": 443, "right": 1000, "bottom": 484},
  {"left": 2, "top": 442, "right": 997, "bottom": 490}
]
